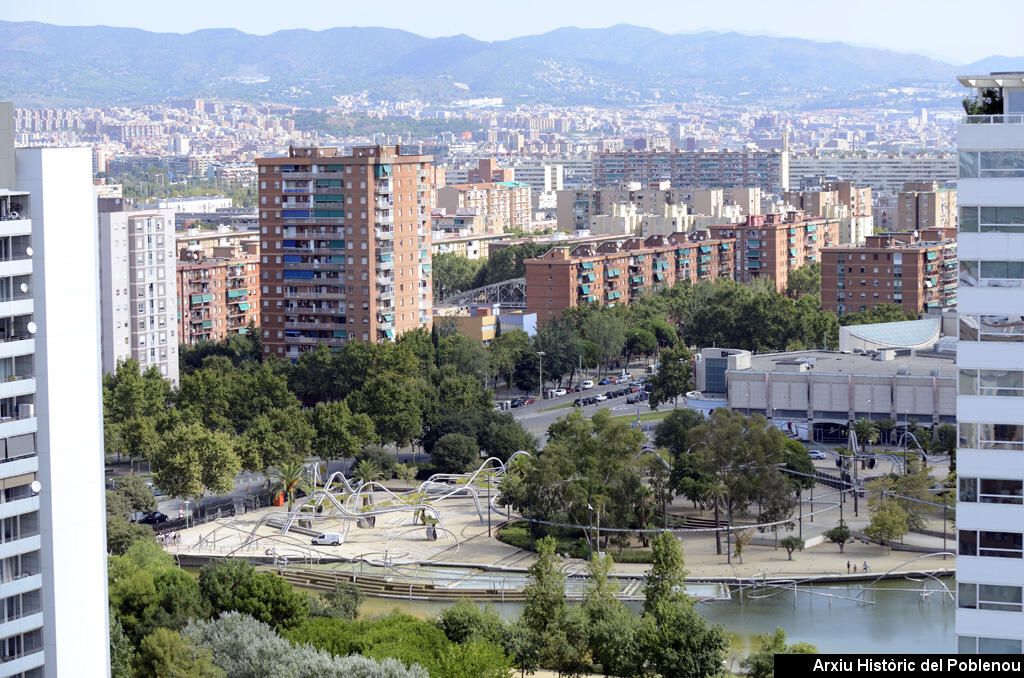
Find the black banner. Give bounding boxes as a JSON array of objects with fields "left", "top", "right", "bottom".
[{"left": 776, "top": 654, "right": 1022, "bottom": 677}]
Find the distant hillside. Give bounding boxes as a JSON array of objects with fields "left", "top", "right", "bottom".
[{"left": 0, "top": 21, "right": 966, "bottom": 107}]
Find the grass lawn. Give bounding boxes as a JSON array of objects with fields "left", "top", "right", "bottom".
[{"left": 607, "top": 409, "right": 672, "bottom": 424}]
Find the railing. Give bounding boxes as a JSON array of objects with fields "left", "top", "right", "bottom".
[{"left": 964, "top": 114, "right": 1024, "bottom": 124}]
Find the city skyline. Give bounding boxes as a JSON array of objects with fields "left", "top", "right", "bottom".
[{"left": 4, "top": 0, "right": 1024, "bottom": 65}]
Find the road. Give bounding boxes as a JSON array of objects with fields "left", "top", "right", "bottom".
[{"left": 507, "top": 376, "right": 665, "bottom": 443}]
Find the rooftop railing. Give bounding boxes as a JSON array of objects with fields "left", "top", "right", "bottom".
[{"left": 964, "top": 114, "right": 1024, "bottom": 124}]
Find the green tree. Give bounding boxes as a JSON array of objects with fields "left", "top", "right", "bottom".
[
  {"left": 647, "top": 344, "right": 693, "bottom": 409},
  {"left": 840, "top": 304, "right": 916, "bottom": 326},
  {"left": 522, "top": 536, "right": 565, "bottom": 635},
  {"left": 741, "top": 627, "right": 817, "bottom": 678},
  {"left": 110, "top": 615, "right": 135, "bottom": 678},
  {"left": 690, "top": 410, "right": 787, "bottom": 562},
  {"left": 780, "top": 536, "right": 802, "bottom": 560},
  {"left": 433, "top": 252, "right": 486, "bottom": 299},
  {"left": 488, "top": 329, "right": 532, "bottom": 393},
  {"left": 644, "top": 317, "right": 678, "bottom": 349},
  {"left": 431, "top": 433, "right": 479, "bottom": 474},
  {"left": 269, "top": 459, "right": 312, "bottom": 512},
  {"left": 436, "top": 600, "right": 506, "bottom": 646},
  {"left": 134, "top": 628, "right": 225, "bottom": 678},
  {"left": 786, "top": 262, "right": 821, "bottom": 299},
  {"left": 637, "top": 598, "right": 728, "bottom": 678},
  {"left": 643, "top": 532, "right": 688, "bottom": 615},
  {"left": 852, "top": 418, "right": 878, "bottom": 452},
  {"left": 348, "top": 375, "right": 424, "bottom": 447},
  {"left": 150, "top": 423, "right": 240, "bottom": 500},
  {"left": 864, "top": 500, "right": 909, "bottom": 552},
  {"left": 113, "top": 474, "right": 158, "bottom": 514},
  {"left": 309, "top": 400, "right": 376, "bottom": 462},
  {"left": 198, "top": 560, "right": 310, "bottom": 630},
  {"left": 309, "top": 581, "right": 365, "bottom": 621},
  {"left": 823, "top": 520, "right": 851, "bottom": 553},
  {"left": 654, "top": 408, "right": 705, "bottom": 456},
  {"left": 107, "top": 514, "right": 155, "bottom": 555},
  {"left": 582, "top": 313, "right": 626, "bottom": 376},
  {"left": 437, "top": 334, "right": 490, "bottom": 382},
  {"left": 624, "top": 328, "right": 657, "bottom": 366},
  {"left": 238, "top": 406, "right": 315, "bottom": 471}
]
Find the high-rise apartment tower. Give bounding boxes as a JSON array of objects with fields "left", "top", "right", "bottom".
[{"left": 256, "top": 146, "right": 433, "bottom": 358}]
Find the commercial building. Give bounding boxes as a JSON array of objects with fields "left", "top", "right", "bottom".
[
  {"left": 686, "top": 346, "right": 955, "bottom": 442},
  {"left": 955, "top": 72, "right": 1024, "bottom": 655},
  {"left": 896, "top": 181, "right": 957, "bottom": 231},
  {"left": 820, "top": 231, "right": 958, "bottom": 317},
  {"left": 0, "top": 101, "right": 109, "bottom": 676},
  {"left": 436, "top": 181, "right": 531, "bottom": 233},
  {"left": 97, "top": 198, "right": 179, "bottom": 382},
  {"left": 256, "top": 145, "right": 433, "bottom": 358},
  {"left": 434, "top": 305, "right": 538, "bottom": 343},
  {"left": 592, "top": 150, "right": 789, "bottom": 193},
  {"left": 177, "top": 242, "right": 261, "bottom": 345},
  {"left": 525, "top": 231, "right": 733, "bottom": 320},
  {"left": 707, "top": 211, "right": 840, "bottom": 292},
  {"left": 138, "top": 195, "right": 233, "bottom": 214}
]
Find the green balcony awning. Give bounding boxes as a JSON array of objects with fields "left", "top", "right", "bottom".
[
  {"left": 630, "top": 276, "right": 643, "bottom": 283},
  {"left": 227, "top": 289, "right": 247, "bottom": 298},
  {"left": 384, "top": 329, "right": 394, "bottom": 339},
  {"left": 580, "top": 284, "right": 590, "bottom": 294},
  {"left": 699, "top": 245, "right": 711, "bottom": 253},
  {"left": 201, "top": 320, "right": 213, "bottom": 328},
  {"left": 789, "top": 248, "right": 797, "bottom": 256},
  {"left": 191, "top": 293, "right": 213, "bottom": 304},
  {"left": 329, "top": 240, "right": 345, "bottom": 248},
  {"left": 719, "top": 243, "right": 730, "bottom": 250},
  {"left": 582, "top": 262, "right": 595, "bottom": 270},
  {"left": 654, "top": 272, "right": 665, "bottom": 281},
  {"left": 748, "top": 262, "right": 761, "bottom": 269},
  {"left": 237, "top": 302, "right": 251, "bottom": 310},
  {"left": 926, "top": 251, "right": 938, "bottom": 260},
  {"left": 333, "top": 330, "right": 347, "bottom": 338}
]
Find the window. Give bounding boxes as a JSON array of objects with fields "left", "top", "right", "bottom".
[
  {"left": 960, "top": 476, "right": 1024, "bottom": 504},
  {"left": 958, "top": 583, "right": 1024, "bottom": 612},
  {"left": 959, "top": 422, "right": 1024, "bottom": 450},
  {"left": 959, "top": 529, "right": 1023, "bottom": 558},
  {"left": 959, "top": 314, "right": 1024, "bottom": 342},
  {"left": 957, "top": 635, "right": 1023, "bottom": 654},
  {"left": 961, "top": 260, "right": 1024, "bottom": 287},
  {"left": 959, "top": 369, "right": 1024, "bottom": 396}
]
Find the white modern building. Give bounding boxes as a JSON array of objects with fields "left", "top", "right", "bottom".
[
  {"left": 955, "top": 73, "right": 1024, "bottom": 655},
  {"left": 0, "top": 103, "right": 109, "bottom": 676},
  {"left": 789, "top": 153, "right": 957, "bottom": 193},
  {"left": 97, "top": 198, "right": 179, "bottom": 383}
]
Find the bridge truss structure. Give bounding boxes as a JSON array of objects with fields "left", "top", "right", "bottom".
[{"left": 436, "top": 278, "right": 526, "bottom": 309}]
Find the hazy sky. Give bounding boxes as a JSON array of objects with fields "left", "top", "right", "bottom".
[{"left": 2, "top": 0, "right": 1020, "bottom": 64}]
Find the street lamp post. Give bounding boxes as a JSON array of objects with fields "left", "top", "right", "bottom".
[{"left": 537, "top": 351, "right": 545, "bottom": 411}]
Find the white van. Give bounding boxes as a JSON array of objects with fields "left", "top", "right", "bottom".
[
  {"left": 581, "top": 380, "right": 594, "bottom": 390},
  {"left": 311, "top": 532, "right": 342, "bottom": 546}
]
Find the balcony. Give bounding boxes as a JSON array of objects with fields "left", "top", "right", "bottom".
[
  {"left": 285, "top": 335, "right": 346, "bottom": 345},
  {"left": 284, "top": 321, "right": 348, "bottom": 331},
  {"left": 963, "top": 114, "right": 1024, "bottom": 124},
  {"left": 283, "top": 290, "right": 346, "bottom": 300}
]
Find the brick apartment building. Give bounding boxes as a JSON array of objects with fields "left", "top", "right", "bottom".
[
  {"left": 896, "top": 181, "right": 957, "bottom": 231},
  {"left": 821, "top": 230, "right": 958, "bottom": 317},
  {"left": 177, "top": 242, "right": 261, "bottom": 344},
  {"left": 525, "top": 231, "right": 734, "bottom": 320},
  {"left": 256, "top": 145, "right": 433, "bottom": 359},
  {"left": 436, "top": 181, "right": 531, "bottom": 233},
  {"left": 707, "top": 211, "right": 840, "bottom": 292}
]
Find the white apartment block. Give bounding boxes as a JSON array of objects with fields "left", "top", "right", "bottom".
[
  {"left": 139, "top": 195, "right": 232, "bottom": 214},
  {"left": 789, "top": 153, "right": 957, "bottom": 193},
  {"left": 955, "top": 73, "right": 1024, "bottom": 655},
  {"left": 0, "top": 102, "right": 108, "bottom": 677},
  {"left": 97, "top": 198, "right": 178, "bottom": 383}
]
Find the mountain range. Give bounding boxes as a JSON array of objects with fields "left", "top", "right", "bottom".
[{"left": 1, "top": 20, "right": 1022, "bottom": 107}]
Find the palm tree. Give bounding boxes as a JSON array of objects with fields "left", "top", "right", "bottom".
[
  {"left": 351, "top": 460, "right": 383, "bottom": 505},
  {"left": 703, "top": 482, "right": 730, "bottom": 557},
  {"left": 852, "top": 418, "right": 878, "bottom": 453},
  {"left": 269, "top": 460, "right": 312, "bottom": 512}
]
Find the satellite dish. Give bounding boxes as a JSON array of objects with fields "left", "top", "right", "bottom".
[
  {"left": 27, "top": 322, "right": 37, "bottom": 334},
  {"left": 19, "top": 283, "right": 28, "bottom": 293},
  {"left": 24, "top": 247, "right": 32, "bottom": 257},
  {"left": 30, "top": 481, "right": 41, "bottom": 494}
]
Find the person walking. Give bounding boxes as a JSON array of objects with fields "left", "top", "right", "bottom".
[
  {"left": 847, "top": 560, "right": 851, "bottom": 574},
  {"left": 864, "top": 561, "right": 869, "bottom": 573}
]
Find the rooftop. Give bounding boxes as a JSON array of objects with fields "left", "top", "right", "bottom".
[
  {"left": 741, "top": 348, "right": 955, "bottom": 378},
  {"left": 958, "top": 73, "right": 1024, "bottom": 89},
  {"left": 841, "top": 318, "right": 941, "bottom": 349}
]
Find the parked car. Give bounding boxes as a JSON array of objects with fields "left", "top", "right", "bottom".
[
  {"left": 643, "top": 384, "right": 653, "bottom": 393},
  {"left": 567, "top": 386, "right": 579, "bottom": 393},
  {"left": 312, "top": 532, "right": 342, "bottom": 546},
  {"left": 522, "top": 397, "right": 536, "bottom": 406},
  {"left": 638, "top": 392, "right": 649, "bottom": 401},
  {"left": 594, "top": 393, "right": 608, "bottom": 402},
  {"left": 139, "top": 512, "right": 168, "bottom": 525},
  {"left": 573, "top": 399, "right": 584, "bottom": 408},
  {"left": 581, "top": 380, "right": 594, "bottom": 390},
  {"left": 553, "top": 388, "right": 567, "bottom": 397},
  {"left": 626, "top": 394, "right": 639, "bottom": 404},
  {"left": 584, "top": 396, "right": 597, "bottom": 405},
  {"left": 510, "top": 398, "right": 525, "bottom": 408},
  {"left": 599, "top": 377, "right": 612, "bottom": 385},
  {"left": 808, "top": 450, "right": 827, "bottom": 459}
]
